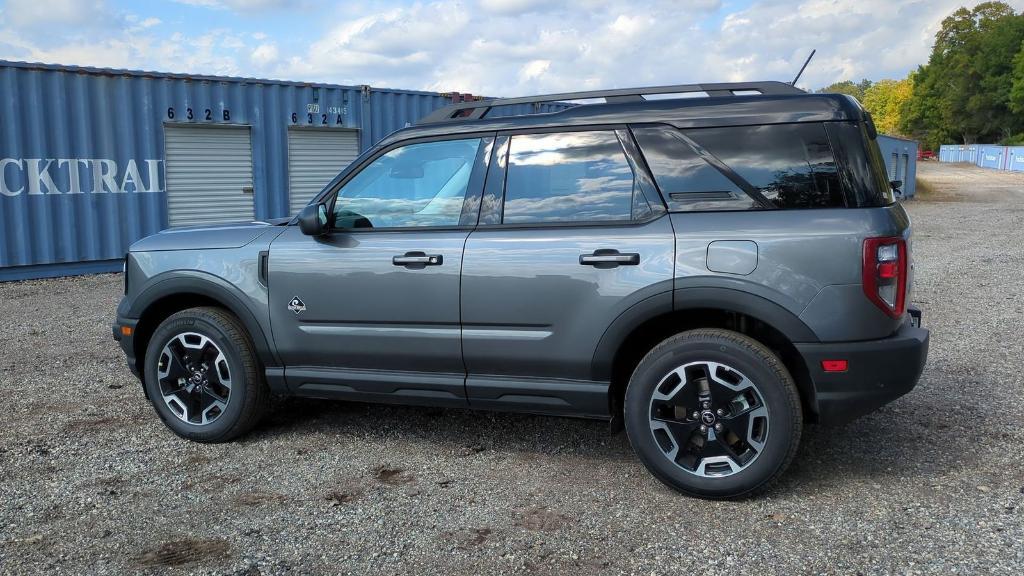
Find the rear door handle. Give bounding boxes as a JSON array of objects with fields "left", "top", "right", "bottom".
[
  {"left": 579, "top": 249, "right": 640, "bottom": 268},
  {"left": 393, "top": 252, "right": 443, "bottom": 268}
]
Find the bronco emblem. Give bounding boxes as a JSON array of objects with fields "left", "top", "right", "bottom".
[{"left": 287, "top": 297, "right": 306, "bottom": 315}]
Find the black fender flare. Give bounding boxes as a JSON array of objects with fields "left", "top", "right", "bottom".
[
  {"left": 126, "top": 271, "right": 280, "bottom": 368},
  {"left": 590, "top": 286, "right": 818, "bottom": 382}
]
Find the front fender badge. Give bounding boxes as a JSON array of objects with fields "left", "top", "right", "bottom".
[{"left": 287, "top": 297, "right": 306, "bottom": 315}]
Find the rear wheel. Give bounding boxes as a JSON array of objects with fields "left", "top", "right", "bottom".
[
  {"left": 624, "top": 329, "right": 802, "bottom": 498},
  {"left": 143, "top": 307, "right": 269, "bottom": 442}
]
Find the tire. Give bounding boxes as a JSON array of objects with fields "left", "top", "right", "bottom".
[
  {"left": 143, "top": 306, "right": 269, "bottom": 442},
  {"left": 624, "top": 328, "right": 802, "bottom": 499}
]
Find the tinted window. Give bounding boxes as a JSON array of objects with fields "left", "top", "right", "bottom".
[
  {"left": 502, "top": 131, "right": 646, "bottom": 224},
  {"left": 686, "top": 123, "right": 845, "bottom": 209},
  {"left": 632, "top": 127, "right": 758, "bottom": 211},
  {"left": 332, "top": 138, "right": 481, "bottom": 228}
]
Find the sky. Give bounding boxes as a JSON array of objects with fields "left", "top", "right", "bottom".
[{"left": 1, "top": 0, "right": 1022, "bottom": 96}]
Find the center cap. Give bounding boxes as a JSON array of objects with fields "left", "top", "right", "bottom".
[
  {"left": 190, "top": 372, "right": 204, "bottom": 385},
  {"left": 700, "top": 410, "right": 717, "bottom": 425}
]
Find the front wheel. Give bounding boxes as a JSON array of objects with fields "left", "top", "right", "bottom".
[
  {"left": 624, "top": 329, "right": 802, "bottom": 499},
  {"left": 143, "top": 307, "right": 269, "bottom": 442}
]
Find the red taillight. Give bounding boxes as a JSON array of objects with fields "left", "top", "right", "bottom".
[
  {"left": 821, "top": 359, "right": 848, "bottom": 372},
  {"left": 863, "top": 236, "right": 908, "bottom": 318}
]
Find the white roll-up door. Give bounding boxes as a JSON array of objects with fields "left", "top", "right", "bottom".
[
  {"left": 288, "top": 129, "right": 359, "bottom": 215},
  {"left": 164, "top": 125, "right": 254, "bottom": 228}
]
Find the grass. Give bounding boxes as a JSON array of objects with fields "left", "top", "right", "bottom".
[{"left": 913, "top": 177, "right": 937, "bottom": 199}]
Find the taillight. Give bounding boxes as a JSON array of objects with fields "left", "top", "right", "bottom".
[{"left": 863, "top": 236, "right": 908, "bottom": 318}]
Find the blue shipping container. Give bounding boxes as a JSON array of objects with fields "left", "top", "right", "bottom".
[
  {"left": 0, "top": 61, "right": 566, "bottom": 281},
  {"left": 876, "top": 135, "right": 918, "bottom": 199}
]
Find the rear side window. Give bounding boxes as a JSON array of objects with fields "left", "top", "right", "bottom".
[
  {"left": 502, "top": 130, "right": 651, "bottom": 224},
  {"left": 686, "top": 124, "right": 844, "bottom": 209},
  {"left": 632, "top": 127, "right": 758, "bottom": 211},
  {"left": 634, "top": 123, "right": 845, "bottom": 210}
]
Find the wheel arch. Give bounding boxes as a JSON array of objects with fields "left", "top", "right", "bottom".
[
  {"left": 128, "top": 273, "right": 279, "bottom": 381},
  {"left": 595, "top": 287, "right": 819, "bottom": 422}
]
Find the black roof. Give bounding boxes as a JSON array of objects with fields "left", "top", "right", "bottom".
[{"left": 378, "top": 83, "right": 864, "bottom": 148}]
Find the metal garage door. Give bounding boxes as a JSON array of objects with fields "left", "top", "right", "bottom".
[
  {"left": 164, "top": 125, "right": 254, "bottom": 228},
  {"left": 288, "top": 129, "right": 359, "bottom": 215}
]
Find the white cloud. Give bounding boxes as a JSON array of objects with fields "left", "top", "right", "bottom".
[
  {"left": 478, "top": 0, "right": 552, "bottom": 15},
  {"left": 251, "top": 43, "right": 279, "bottom": 66},
  {"left": 173, "top": 0, "right": 299, "bottom": 10},
  {"left": 3, "top": 0, "right": 109, "bottom": 28},
  {"left": 3, "top": 0, "right": 1024, "bottom": 96}
]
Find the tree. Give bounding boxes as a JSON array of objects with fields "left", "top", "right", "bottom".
[
  {"left": 1008, "top": 40, "right": 1024, "bottom": 117},
  {"left": 901, "top": 2, "right": 1024, "bottom": 147},
  {"left": 862, "top": 78, "right": 914, "bottom": 136},
  {"left": 816, "top": 79, "right": 873, "bottom": 102}
]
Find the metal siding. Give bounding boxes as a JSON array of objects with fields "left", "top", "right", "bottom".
[
  {"left": 165, "top": 125, "right": 254, "bottom": 227},
  {"left": 287, "top": 128, "right": 359, "bottom": 215},
  {"left": 0, "top": 61, "right": 484, "bottom": 279},
  {"left": 876, "top": 135, "right": 918, "bottom": 198}
]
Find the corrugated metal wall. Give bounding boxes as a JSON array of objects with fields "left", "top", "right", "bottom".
[
  {"left": 877, "top": 135, "right": 918, "bottom": 198},
  {"left": 0, "top": 61, "right": 572, "bottom": 281},
  {"left": 939, "top": 143, "right": 1024, "bottom": 171}
]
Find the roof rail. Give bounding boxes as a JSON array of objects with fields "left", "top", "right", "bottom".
[{"left": 418, "top": 81, "right": 805, "bottom": 124}]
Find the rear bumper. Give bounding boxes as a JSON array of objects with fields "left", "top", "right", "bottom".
[{"left": 796, "top": 311, "right": 929, "bottom": 425}]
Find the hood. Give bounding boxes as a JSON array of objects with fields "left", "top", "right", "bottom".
[{"left": 129, "top": 220, "right": 285, "bottom": 252}]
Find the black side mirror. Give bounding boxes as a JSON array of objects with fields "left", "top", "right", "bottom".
[
  {"left": 890, "top": 180, "right": 904, "bottom": 199},
  {"left": 298, "top": 203, "right": 328, "bottom": 236}
]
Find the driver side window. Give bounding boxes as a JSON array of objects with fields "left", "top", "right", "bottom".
[{"left": 332, "top": 138, "right": 483, "bottom": 229}]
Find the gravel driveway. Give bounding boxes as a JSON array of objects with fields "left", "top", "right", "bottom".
[{"left": 1, "top": 162, "right": 1022, "bottom": 575}]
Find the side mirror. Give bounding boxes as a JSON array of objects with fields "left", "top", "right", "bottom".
[
  {"left": 298, "top": 203, "right": 328, "bottom": 236},
  {"left": 890, "top": 180, "right": 904, "bottom": 199}
]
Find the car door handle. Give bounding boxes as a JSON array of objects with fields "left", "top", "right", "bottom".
[
  {"left": 393, "top": 252, "right": 443, "bottom": 267},
  {"left": 579, "top": 250, "right": 640, "bottom": 267}
]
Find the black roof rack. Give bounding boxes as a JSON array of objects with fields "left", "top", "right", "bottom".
[{"left": 418, "top": 81, "right": 805, "bottom": 124}]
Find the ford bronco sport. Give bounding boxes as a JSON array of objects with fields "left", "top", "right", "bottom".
[{"left": 113, "top": 82, "right": 929, "bottom": 498}]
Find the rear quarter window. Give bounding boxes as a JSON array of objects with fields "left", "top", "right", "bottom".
[
  {"left": 685, "top": 123, "right": 845, "bottom": 209},
  {"left": 633, "top": 123, "right": 848, "bottom": 211}
]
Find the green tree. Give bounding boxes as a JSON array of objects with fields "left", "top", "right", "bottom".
[
  {"left": 1008, "top": 40, "right": 1024, "bottom": 118},
  {"left": 862, "top": 77, "right": 914, "bottom": 136},
  {"left": 902, "top": 2, "right": 1024, "bottom": 147},
  {"left": 816, "top": 79, "right": 873, "bottom": 102}
]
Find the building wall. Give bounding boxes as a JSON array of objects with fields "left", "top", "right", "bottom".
[
  {"left": 877, "top": 135, "right": 918, "bottom": 199},
  {"left": 938, "top": 143, "right": 1024, "bottom": 171},
  {"left": 0, "top": 61, "right": 563, "bottom": 281}
]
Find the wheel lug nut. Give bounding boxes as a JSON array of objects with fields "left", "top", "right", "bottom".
[
  {"left": 691, "top": 411, "right": 700, "bottom": 419},
  {"left": 716, "top": 409, "right": 725, "bottom": 416},
  {"left": 700, "top": 424, "right": 708, "bottom": 434},
  {"left": 714, "top": 423, "right": 723, "bottom": 432}
]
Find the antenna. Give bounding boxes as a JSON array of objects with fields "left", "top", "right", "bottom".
[{"left": 791, "top": 49, "right": 816, "bottom": 86}]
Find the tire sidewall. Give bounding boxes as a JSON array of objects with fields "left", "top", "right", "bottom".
[
  {"left": 625, "top": 334, "right": 800, "bottom": 498},
  {"left": 144, "top": 313, "right": 251, "bottom": 441}
]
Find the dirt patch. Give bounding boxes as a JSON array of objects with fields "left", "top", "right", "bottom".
[
  {"left": 514, "top": 507, "right": 569, "bottom": 532},
  {"left": 64, "top": 416, "right": 119, "bottom": 433},
  {"left": 135, "top": 538, "right": 230, "bottom": 568},
  {"left": 915, "top": 162, "right": 1024, "bottom": 203},
  {"left": 372, "top": 465, "right": 415, "bottom": 485},
  {"left": 233, "top": 491, "right": 287, "bottom": 506},
  {"left": 181, "top": 473, "right": 241, "bottom": 491},
  {"left": 325, "top": 486, "right": 363, "bottom": 506},
  {"left": 443, "top": 527, "right": 493, "bottom": 549}
]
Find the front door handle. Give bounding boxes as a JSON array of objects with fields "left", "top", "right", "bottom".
[
  {"left": 579, "top": 249, "right": 640, "bottom": 268},
  {"left": 393, "top": 252, "right": 443, "bottom": 268}
]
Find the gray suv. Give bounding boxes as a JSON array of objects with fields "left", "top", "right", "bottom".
[{"left": 113, "top": 82, "right": 929, "bottom": 498}]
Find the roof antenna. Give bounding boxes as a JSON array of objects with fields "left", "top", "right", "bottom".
[{"left": 791, "top": 49, "right": 816, "bottom": 86}]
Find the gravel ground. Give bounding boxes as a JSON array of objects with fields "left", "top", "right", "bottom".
[{"left": 1, "top": 161, "right": 1022, "bottom": 575}]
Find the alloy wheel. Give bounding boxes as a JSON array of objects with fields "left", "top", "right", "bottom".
[
  {"left": 156, "top": 332, "right": 232, "bottom": 426},
  {"left": 648, "top": 361, "right": 769, "bottom": 477}
]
